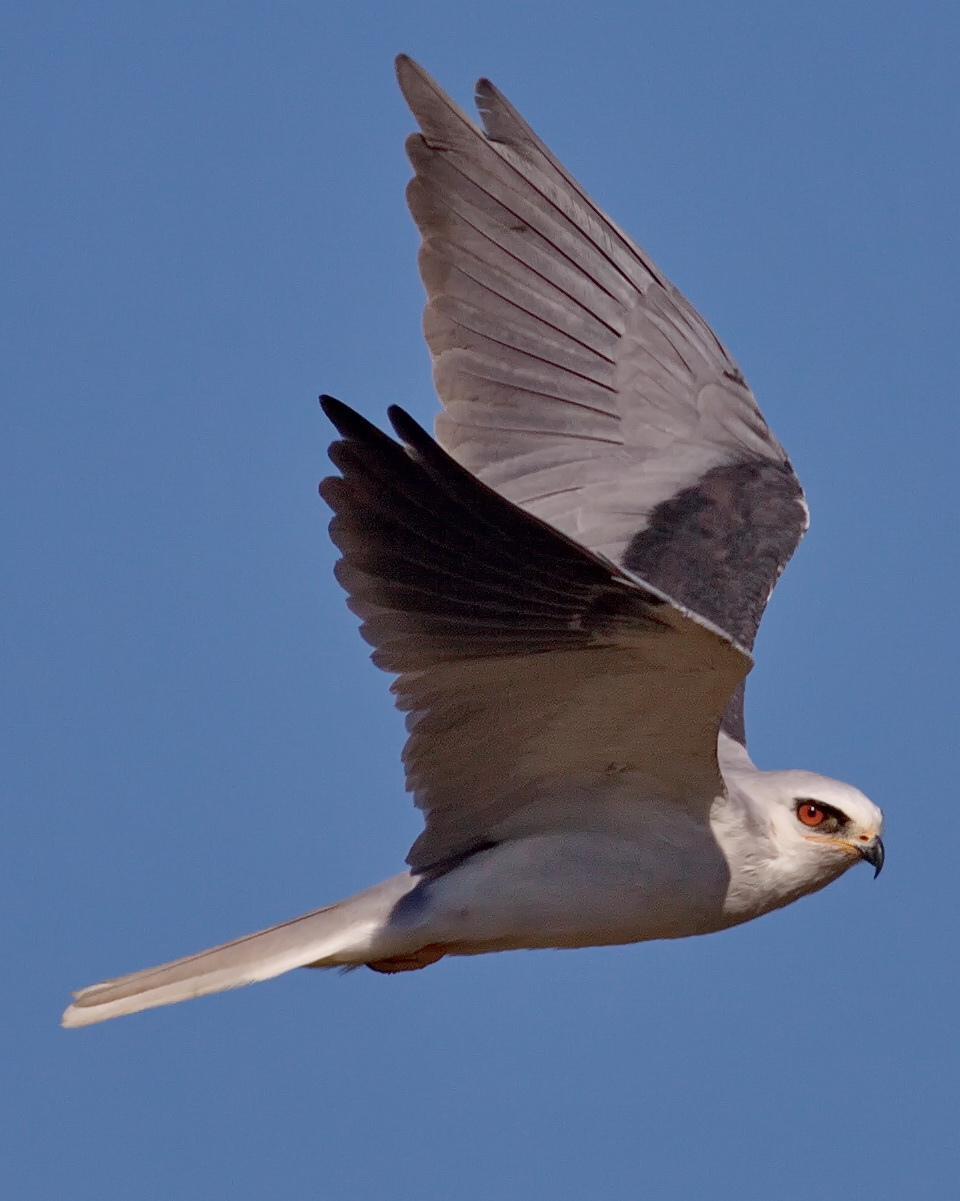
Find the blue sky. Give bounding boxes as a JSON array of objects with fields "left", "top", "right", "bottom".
[{"left": 4, "top": 2, "right": 959, "bottom": 1198}]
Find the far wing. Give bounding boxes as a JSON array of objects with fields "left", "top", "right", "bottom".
[
  {"left": 320, "top": 396, "right": 749, "bottom": 875},
  {"left": 396, "top": 57, "right": 808, "bottom": 741}
]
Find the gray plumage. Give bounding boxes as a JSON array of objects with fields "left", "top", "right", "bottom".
[
  {"left": 61, "top": 58, "right": 882, "bottom": 1030},
  {"left": 319, "top": 396, "right": 747, "bottom": 874},
  {"left": 396, "top": 55, "right": 808, "bottom": 742}
]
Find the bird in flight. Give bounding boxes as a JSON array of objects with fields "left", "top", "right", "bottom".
[{"left": 63, "top": 56, "right": 883, "bottom": 1028}]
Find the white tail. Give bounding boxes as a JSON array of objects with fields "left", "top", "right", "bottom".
[{"left": 62, "top": 872, "right": 417, "bottom": 1028}]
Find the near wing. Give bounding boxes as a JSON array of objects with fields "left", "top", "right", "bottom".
[
  {"left": 396, "top": 56, "right": 809, "bottom": 742},
  {"left": 320, "top": 396, "right": 749, "bottom": 875}
]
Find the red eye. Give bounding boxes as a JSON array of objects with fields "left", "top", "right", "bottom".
[{"left": 798, "top": 803, "right": 826, "bottom": 827}]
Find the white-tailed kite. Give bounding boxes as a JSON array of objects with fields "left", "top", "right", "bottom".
[{"left": 62, "top": 56, "right": 883, "bottom": 1028}]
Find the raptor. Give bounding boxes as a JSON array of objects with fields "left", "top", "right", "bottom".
[{"left": 63, "top": 57, "right": 883, "bottom": 1028}]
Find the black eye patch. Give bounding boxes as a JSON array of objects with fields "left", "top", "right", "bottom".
[{"left": 794, "top": 799, "right": 849, "bottom": 835}]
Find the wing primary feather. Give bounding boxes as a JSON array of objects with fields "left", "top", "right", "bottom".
[
  {"left": 320, "top": 387, "right": 750, "bottom": 871},
  {"left": 319, "top": 395, "right": 678, "bottom": 671},
  {"left": 322, "top": 397, "right": 634, "bottom": 594},
  {"left": 394, "top": 61, "right": 808, "bottom": 746}
]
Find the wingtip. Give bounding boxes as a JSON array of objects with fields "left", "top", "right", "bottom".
[
  {"left": 321, "top": 396, "right": 404, "bottom": 461},
  {"left": 394, "top": 53, "right": 431, "bottom": 106},
  {"left": 320, "top": 394, "right": 372, "bottom": 440},
  {"left": 322, "top": 396, "right": 425, "bottom": 451},
  {"left": 386, "top": 404, "right": 424, "bottom": 445},
  {"left": 393, "top": 55, "right": 481, "bottom": 145},
  {"left": 318, "top": 392, "right": 346, "bottom": 420},
  {"left": 319, "top": 393, "right": 351, "bottom": 434}
]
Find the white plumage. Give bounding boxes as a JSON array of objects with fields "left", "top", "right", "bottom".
[{"left": 62, "top": 57, "right": 883, "bottom": 1030}]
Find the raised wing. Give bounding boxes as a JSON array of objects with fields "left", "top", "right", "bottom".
[
  {"left": 320, "top": 396, "right": 749, "bottom": 875},
  {"left": 396, "top": 56, "right": 808, "bottom": 742}
]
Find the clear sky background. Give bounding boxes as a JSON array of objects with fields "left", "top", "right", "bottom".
[{"left": 4, "top": 3, "right": 959, "bottom": 1198}]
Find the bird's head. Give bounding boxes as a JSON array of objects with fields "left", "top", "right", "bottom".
[{"left": 757, "top": 770, "right": 885, "bottom": 885}]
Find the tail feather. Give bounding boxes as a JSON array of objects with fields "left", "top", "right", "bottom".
[{"left": 62, "top": 872, "right": 417, "bottom": 1028}]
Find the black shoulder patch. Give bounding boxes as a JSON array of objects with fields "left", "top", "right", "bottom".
[{"left": 621, "top": 458, "right": 806, "bottom": 742}]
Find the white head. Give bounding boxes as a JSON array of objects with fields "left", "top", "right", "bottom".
[{"left": 749, "top": 769, "right": 885, "bottom": 897}]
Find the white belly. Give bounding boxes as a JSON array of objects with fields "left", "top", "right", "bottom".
[{"left": 379, "top": 829, "right": 735, "bottom": 955}]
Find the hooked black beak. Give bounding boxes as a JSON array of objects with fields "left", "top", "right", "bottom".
[{"left": 859, "top": 838, "right": 885, "bottom": 878}]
